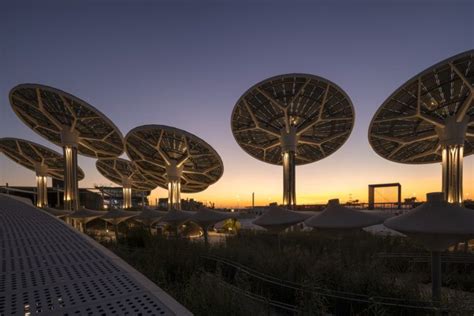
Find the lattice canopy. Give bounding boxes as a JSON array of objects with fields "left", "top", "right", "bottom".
[
  {"left": 369, "top": 50, "right": 474, "bottom": 164},
  {"left": 231, "top": 74, "right": 355, "bottom": 165},
  {"left": 0, "top": 137, "right": 84, "bottom": 180},
  {"left": 10, "top": 84, "right": 124, "bottom": 158},
  {"left": 96, "top": 158, "right": 158, "bottom": 191},
  {"left": 125, "top": 125, "right": 223, "bottom": 192}
]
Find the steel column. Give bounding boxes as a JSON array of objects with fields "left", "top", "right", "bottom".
[
  {"left": 63, "top": 145, "right": 79, "bottom": 211},
  {"left": 441, "top": 145, "right": 463, "bottom": 204},
  {"left": 123, "top": 186, "right": 132, "bottom": 209},
  {"left": 168, "top": 180, "right": 181, "bottom": 210},
  {"left": 282, "top": 151, "right": 296, "bottom": 209},
  {"left": 35, "top": 175, "right": 48, "bottom": 207}
]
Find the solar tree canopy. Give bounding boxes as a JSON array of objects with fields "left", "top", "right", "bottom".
[
  {"left": 231, "top": 73, "right": 355, "bottom": 166},
  {"left": 0, "top": 137, "right": 84, "bottom": 180},
  {"left": 126, "top": 125, "right": 224, "bottom": 188},
  {"left": 368, "top": 50, "right": 474, "bottom": 204},
  {"left": 96, "top": 158, "right": 158, "bottom": 191},
  {"left": 125, "top": 125, "right": 224, "bottom": 210},
  {"left": 9, "top": 84, "right": 124, "bottom": 158},
  {"left": 368, "top": 50, "right": 474, "bottom": 164},
  {"left": 232, "top": 74, "right": 354, "bottom": 208}
]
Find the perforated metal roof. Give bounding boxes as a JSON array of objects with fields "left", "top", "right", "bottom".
[
  {"left": 96, "top": 158, "right": 158, "bottom": 191},
  {"left": 125, "top": 125, "right": 223, "bottom": 192},
  {"left": 9, "top": 84, "right": 124, "bottom": 158},
  {"left": 0, "top": 138, "right": 84, "bottom": 181},
  {"left": 231, "top": 74, "right": 355, "bottom": 165},
  {"left": 0, "top": 194, "right": 191, "bottom": 315},
  {"left": 369, "top": 50, "right": 474, "bottom": 164}
]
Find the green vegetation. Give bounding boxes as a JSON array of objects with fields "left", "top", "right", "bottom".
[{"left": 99, "top": 229, "right": 474, "bottom": 315}]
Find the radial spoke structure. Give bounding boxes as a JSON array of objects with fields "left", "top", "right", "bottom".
[
  {"left": 0, "top": 138, "right": 84, "bottom": 207},
  {"left": 368, "top": 50, "right": 474, "bottom": 204},
  {"left": 9, "top": 84, "right": 124, "bottom": 210},
  {"left": 231, "top": 74, "right": 355, "bottom": 208},
  {"left": 96, "top": 158, "right": 158, "bottom": 209},
  {"left": 125, "top": 125, "right": 223, "bottom": 210}
]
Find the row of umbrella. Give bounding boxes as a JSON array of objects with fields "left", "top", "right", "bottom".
[
  {"left": 42, "top": 206, "right": 236, "bottom": 244},
  {"left": 45, "top": 194, "right": 474, "bottom": 306},
  {"left": 252, "top": 194, "right": 474, "bottom": 307}
]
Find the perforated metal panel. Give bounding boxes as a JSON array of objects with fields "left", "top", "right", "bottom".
[{"left": 0, "top": 194, "right": 191, "bottom": 315}]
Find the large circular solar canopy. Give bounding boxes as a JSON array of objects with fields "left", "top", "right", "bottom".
[
  {"left": 10, "top": 84, "right": 124, "bottom": 158},
  {"left": 369, "top": 50, "right": 474, "bottom": 164},
  {"left": 125, "top": 125, "right": 224, "bottom": 191},
  {"left": 0, "top": 137, "right": 84, "bottom": 180},
  {"left": 231, "top": 74, "right": 355, "bottom": 165},
  {"left": 96, "top": 158, "right": 158, "bottom": 191}
]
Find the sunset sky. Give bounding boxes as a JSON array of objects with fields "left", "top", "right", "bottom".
[{"left": 1, "top": 0, "right": 473, "bottom": 208}]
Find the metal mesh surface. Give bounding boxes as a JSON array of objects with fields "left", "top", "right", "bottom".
[
  {"left": 369, "top": 50, "right": 474, "bottom": 164},
  {"left": 0, "top": 194, "right": 188, "bottom": 315}
]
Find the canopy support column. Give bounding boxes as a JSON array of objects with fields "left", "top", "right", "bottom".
[
  {"left": 436, "top": 116, "right": 469, "bottom": 205},
  {"left": 168, "top": 181, "right": 181, "bottom": 210},
  {"left": 441, "top": 145, "right": 463, "bottom": 204},
  {"left": 166, "top": 160, "right": 184, "bottom": 210},
  {"left": 35, "top": 175, "right": 48, "bottom": 207},
  {"left": 62, "top": 129, "right": 80, "bottom": 211},
  {"left": 63, "top": 145, "right": 79, "bottom": 211},
  {"left": 123, "top": 186, "right": 132, "bottom": 209},
  {"left": 281, "top": 127, "right": 297, "bottom": 209}
]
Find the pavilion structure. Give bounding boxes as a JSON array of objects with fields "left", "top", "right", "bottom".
[
  {"left": 368, "top": 50, "right": 474, "bottom": 204},
  {"left": 125, "top": 125, "right": 223, "bottom": 210},
  {"left": 231, "top": 74, "right": 355, "bottom": 208},
  {"left": 0, "top": 137, "right": 84, "bottom": 207},
  {"left": 96, "top": 157, "right": 158, "bottom": 209},
  {"left": 10, "top": 84, "right": 124, "bottom": 210}
]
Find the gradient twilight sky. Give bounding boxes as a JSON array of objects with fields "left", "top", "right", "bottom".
[{"left": 1, "top": 0, "right": 473, "bottom": 208}]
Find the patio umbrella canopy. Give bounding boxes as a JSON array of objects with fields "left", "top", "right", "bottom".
[
  {"left": 384, "top": 192, "right": 474, "bottom": 251},
  {"left": 189, "top": 208, "right": 234, "bottom": 228},
  {"left": 159, "top": 209, "right": 196, "bottom": 226},
  {"left": 101, "top": 209, "right": 139, "bottom": 226},
  {"left": 253, "top": 206, "right": 311, "bottom": 232},
  {"left": 69, "top": 208, "right": 104, "bottom": 224},
  {"left": 134, "top": 209, "right": 168, "bottom": 227},
  {"left": 42, "top": 206, "right": 72, "bottom": 218},
  {"left": 384, "top": 192, "right": 474, "bottom": 304},
  {"left": 305, "top": 199, "right": 384, "bottom": 231}
]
